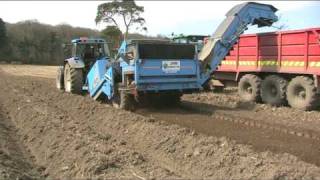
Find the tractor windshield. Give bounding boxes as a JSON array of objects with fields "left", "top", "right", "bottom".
[{"left": 76, "top": 43, "right": 110, "bottom": 59}]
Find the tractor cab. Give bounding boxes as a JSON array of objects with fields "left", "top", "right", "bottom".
[{"left": 70, "top": 37, "right": 110, "bottom": 71}]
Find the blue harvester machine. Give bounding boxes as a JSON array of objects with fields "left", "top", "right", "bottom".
[{"left": 56, "top": 2, "right": 278, "bottom": 110}]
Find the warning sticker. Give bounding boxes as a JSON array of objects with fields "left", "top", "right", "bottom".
[{"left": 162, "top": 60, "right": 180, "bottom": 73}]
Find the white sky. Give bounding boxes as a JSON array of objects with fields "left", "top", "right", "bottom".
[{"left": 0, "top": 1, "right": 319, "bottom": 36}]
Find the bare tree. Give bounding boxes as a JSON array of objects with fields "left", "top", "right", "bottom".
[{"left": 95, "top": 0, "right": 147, "bottom": 39}]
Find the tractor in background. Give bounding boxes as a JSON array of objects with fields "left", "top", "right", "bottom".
[{"left": 171, "top": 35, "right": 209, "bottom": 53}]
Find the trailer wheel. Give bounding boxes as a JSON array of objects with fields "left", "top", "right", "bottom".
[
  {"left": 64, "top": 63, "right": 83, "bottom": 94},
  {"left": 286, "top": 76, "right": 319, "bottom": 110},
  {"left": 56, "top": 66, "right": 64, "bottom": 90},
  {"left": 261, "top": 75, "right": 288, "bottom": 106},
  {"left": 238, "top": 74, "right": 261, "bottom": 102}
]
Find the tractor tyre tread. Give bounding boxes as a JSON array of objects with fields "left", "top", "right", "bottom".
[{"left": 64, "top": 64, "right": 83, "bottom": 94}]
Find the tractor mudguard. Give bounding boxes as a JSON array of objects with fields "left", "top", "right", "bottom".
[{"left": 65, "top": 57, "right": 85, "bottom": 68}]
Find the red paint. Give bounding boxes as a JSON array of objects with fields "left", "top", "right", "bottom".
[{"left": 217, "top": 27, "right": 320, "bottom": 78}]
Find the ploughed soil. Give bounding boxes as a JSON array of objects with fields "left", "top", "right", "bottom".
[{"left": 1, "top": 64, "right": 320, "bottom": 179}]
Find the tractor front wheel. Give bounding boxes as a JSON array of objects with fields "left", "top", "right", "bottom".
[{"left": 64, "top": 63, "right": 83, "bottom": 94}]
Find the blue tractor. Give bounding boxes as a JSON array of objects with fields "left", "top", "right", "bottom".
[
  {"left": 56, "top": 37, "right": 111, "bottom": 94},
  {"left": 56, "top": 2, "right": 279, "bottom": 110}
]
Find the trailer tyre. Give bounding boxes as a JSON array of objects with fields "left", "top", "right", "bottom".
[
  {"left": 286, "top": 76, "right": 319, "bottom": 110},
  {"left": 238, "top": 74, "right": 261, "bottom": 102},
  {"left": 261, "top": 75, "right": 288, "bottom": 106},
  {"left": 56, "top": 66, "right": 64, "bottom": 90},
  {"left": 64, "top": 63, "right": 83, "bottom": 94}
]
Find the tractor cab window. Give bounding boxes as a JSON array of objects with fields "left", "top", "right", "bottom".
[
  {"left": 76, "top": 43, "right": 110, "bottom": 60},
  {"left": 72, "top": 44, "right": 77, "bottom": 57},
  {"left": 71, "top": 43, "right": 110, "bottom": 70}
]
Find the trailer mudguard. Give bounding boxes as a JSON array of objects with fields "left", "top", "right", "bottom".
[{"left": 198, "top": 2, "right": 278, "bottom": 85}]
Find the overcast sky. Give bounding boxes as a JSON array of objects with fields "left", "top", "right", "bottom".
[{"left": 0, "top": 1, "right": 319, "bottom": 36}]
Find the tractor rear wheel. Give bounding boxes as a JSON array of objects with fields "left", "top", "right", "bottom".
[
  {"left": 238, "top": 74, "right": 261, "bottom": 102},
  {"left": 261, "top": 75, "right": 288, "bottom": 106},
  {"left": 64, "top": 63, "right": 83, "bottom": 94},
  {"left": 56, "top": 66, "right": 64, "bottom": 90},
  {"left": 286, "top": 76, "right": 319, "bottom": 110}
]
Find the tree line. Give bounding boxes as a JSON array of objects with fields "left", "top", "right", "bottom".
[
  {"left": 0, "top": 18, "right": 166, "bottom": 65},
  {"left": 0, "top": 0, "right": 168, "bottom": 65},
  {"left": 0, "top": 19, "right": 101, "bottom": 65}
]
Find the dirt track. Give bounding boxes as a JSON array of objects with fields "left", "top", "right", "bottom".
[{"left": 1, "top": 65, "right": 320, "bottom": 179}]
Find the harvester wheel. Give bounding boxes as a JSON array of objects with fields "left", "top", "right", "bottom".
[
  {"left": 112, "top": 90, "right": 135, "bottom": 111},
  {"left": 56, "top": 66, "right": 64, "bottom": 90},
  {"left": 135, "top": 93, "right": 150, "bottom": 107},
  {"left": 64, "top": 63, "right": 83, "bottom": 94},
  {"left": 238, "top": 74, "right": 261, "bottom": 102},
  {"left": 261, "top": 75, "right": 288, "bottom": 106},
  {"left": 286, "top": 76, "right": 319, "bottom": 110},
  {"left": 151, "top": 93, "right": 182, "bottom": 107}
]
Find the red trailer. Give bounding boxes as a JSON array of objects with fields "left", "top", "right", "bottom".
[{"left": 213, "top": 27, "right": 320, "bottom": 110}]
